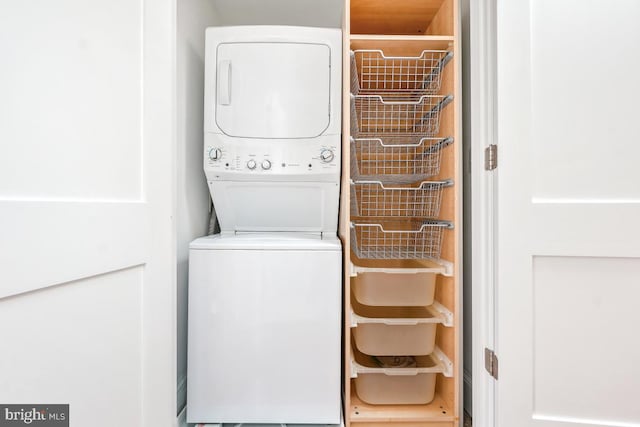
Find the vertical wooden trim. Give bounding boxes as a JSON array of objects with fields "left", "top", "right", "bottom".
[
  {"left": 452, "top": 0, "right": 463, "bottom": 424},
  {"left": 340, "top": 0, "right": 352, "bottom": 425}
]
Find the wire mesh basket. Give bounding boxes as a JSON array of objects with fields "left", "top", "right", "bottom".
[
  {"left": 351, "top": 136, "right": 453, "bottom": 183},
  {"left": 351, "top": 179, "right": 453, "bottom": 218},
  {"left": 351, "top": 49, "right": 453, "bottom": 95},
  {"left": 351, "top": 220, "right": 453, "bottom": 260},
  {"left": 351, "top": 93, "right": 453, "bottom": 137}
]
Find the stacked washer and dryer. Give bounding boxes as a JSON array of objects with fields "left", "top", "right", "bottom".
[{"left": 187, "top": 26, "right": 343, "bottom": 425}]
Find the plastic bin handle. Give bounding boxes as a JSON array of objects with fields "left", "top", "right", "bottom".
[
  {"left": 381, "top": 369, "right": 420, "bottom": 376},
  {"left": 382, "top": 319, "right": 421, "bottom": 326},
  {"left": 218, "top": 60, "right": 231, "bottom": 105}
]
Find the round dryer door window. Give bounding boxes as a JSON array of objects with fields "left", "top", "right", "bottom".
[{"left": 214, "top": 42, "right": 331, "bottom": 139}]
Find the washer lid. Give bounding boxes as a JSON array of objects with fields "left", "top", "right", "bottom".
[
  {"left": 190, "top": 233, "right": 342, "bottom": 251},
  {"left": 214, "top": 41, "right": 331, "bottom": 139}
]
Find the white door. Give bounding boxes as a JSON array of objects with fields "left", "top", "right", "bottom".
[
  {"left": 0, "top": 2, "right": 175, "bottom": 426},
  {"left": 495, "top": 1, "right": 640, "bottom": 426}
]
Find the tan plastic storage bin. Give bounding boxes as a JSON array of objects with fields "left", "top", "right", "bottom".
[
  {"left": 353, "top": 271, "right": 436, "bottom": 306},
  {"left": 352, "top": 349, "right": 444, "bottom": 405},
  {"left": 351, "top": 299, "right": 448, "bottom": 356}
]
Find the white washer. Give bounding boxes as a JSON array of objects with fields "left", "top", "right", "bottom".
[{"left": 187, "top": 234, "right": 342, "bottom": 424}]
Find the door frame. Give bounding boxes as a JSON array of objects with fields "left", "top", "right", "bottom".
[
  {"left": 128, "top": 1, "right": 178, "bottom": 424},
  {"left": 140, "top": 0, "right": 178, "bottom": 424},
  {"left": 470, "top": 0, "right": 498, "bottom": 425}
]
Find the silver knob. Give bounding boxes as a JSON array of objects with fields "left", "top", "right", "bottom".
[
  {"left": 247, "top": 159, "right": 257, "bottom": 170},
  {"left": 209, "top": 148, "right": 222, "bottom": 161},
  {"left": 320, "top": 149, "right": 335, "bottom": 163},
  {"left": 261, "top": 159, "right": 272, "bottom": 170}
]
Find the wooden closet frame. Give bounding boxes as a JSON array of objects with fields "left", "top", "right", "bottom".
[{"left": 338, "top": 1, "right": 462, "bottom": 426}]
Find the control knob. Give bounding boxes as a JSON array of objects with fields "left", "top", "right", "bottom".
[
  {"left": 261, "top": 159, "right": 272, "bottom": 170},
  {"left": 247, "top": 159, "right": 257, "bottom": 170},
  {"left": 320, "top": 149, "right": 335, "bottom": 163},
  {"left": 208, "top": 148, "right": 222, "bottom": 161}
]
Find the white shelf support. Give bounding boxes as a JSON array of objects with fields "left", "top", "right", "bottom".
[
  {"left": 439, "top": 259, "right": 454, "bottom": 276},
  {"left": 351, "top": 346, "right": 453, "bottom": 378},
  {"left": 350, "top": 310, "right": 358, "bottom": 328},
  {"left": 433, "top": 346, "right": 454, "bottom": 378},
  {"left": 430, "top": 301, "right": 454, "bottom": 327},
  {"left": 350, "top": 258, "right": 453, "bottom": 277}
]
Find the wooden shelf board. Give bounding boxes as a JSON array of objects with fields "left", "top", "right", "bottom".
[
  {"left": 350, "top": 34, "right": 454, "bottom": 42},
  {"left": 350, "top": 0, "right": 447, "bottom": 35},
  {"left": 350, "top": 389, "right": 455, "bottom": 423},
  {"left": 350, "top": 35, "right": 454, "bottom": 53}
]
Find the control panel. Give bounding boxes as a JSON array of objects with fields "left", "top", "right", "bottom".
[{"left": 204, "top": 134, "right": 340, "bottom": 180}]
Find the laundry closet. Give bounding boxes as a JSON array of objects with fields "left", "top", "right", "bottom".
[
  {"left": 173, "top": 1, "right": 640, "bottom": 427},
  {"left": 178, "top": 0, "right": 463, "bottom": 425}
]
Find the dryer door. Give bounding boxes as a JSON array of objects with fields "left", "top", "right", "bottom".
[{"left": 215, "top": 42, "right": 331, "bottom": 139}]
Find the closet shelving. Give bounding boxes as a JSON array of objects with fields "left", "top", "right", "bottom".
[
  {"left": 350, "top": 180, "right": 453, "bottom": 218},
  {"left": 350, "top": 49, "right": 453, "bottom": 94},
  {"left": 340, "top": 0, "right": 461, "bottom": 426},
  {"left": 350, "top": 137, "right": 454, "bottom": 183},
  {"left": 350, "top": 220, "right": 452, "bottom": 260}
]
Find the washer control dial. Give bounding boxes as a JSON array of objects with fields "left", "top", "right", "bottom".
[
  {"left": 320, "top": 149, "right": 335, "bottom": 163},
  {"left": 247, "top": 159, "right": 257, "bottom": 170},
  {"left": 261, "top": 159, "right": 272, "bottom": 170},
  {"left": 209, "top": 148, "right": 222, "bottom": 161}
]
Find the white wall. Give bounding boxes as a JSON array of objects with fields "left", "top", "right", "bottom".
[
  {"left": 210, "top": 0, "right": 343, "bottom": 27},
  {"left": 176, "top": 0, "right": 219, "bottom": 414}
]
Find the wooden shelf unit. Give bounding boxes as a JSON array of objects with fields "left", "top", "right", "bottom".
[{"left": 340, "top": 0, "right": 461, "bottom": 426}]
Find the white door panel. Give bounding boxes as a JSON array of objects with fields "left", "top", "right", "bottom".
[
  {"left": 0, "top": 0, "right": 143, "bottom": 200},
  {"left": 0, "top": 201, "right": 147, "bottom": 298},
  {"left": 0, "top": 1, "right": 175, "bottom": 426},
  {"left": 529, "top": 0, "right": 640, "bottom": 201},
  {"left": 0, "top": 269, "right": 143, "bottom": 425},
  {"left": 532, "top": 257, "right": 640, "bottom": 425},
  {"left": 496, "top": 1, "right": 640, "bottom": 426}
]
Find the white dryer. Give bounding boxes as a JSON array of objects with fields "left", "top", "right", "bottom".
[
  {"left": 188, "top": 26, "right": 342, "bottom": 425},
  {"left": 202, "top": 25, "right": 342, "bottom": 233}
]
